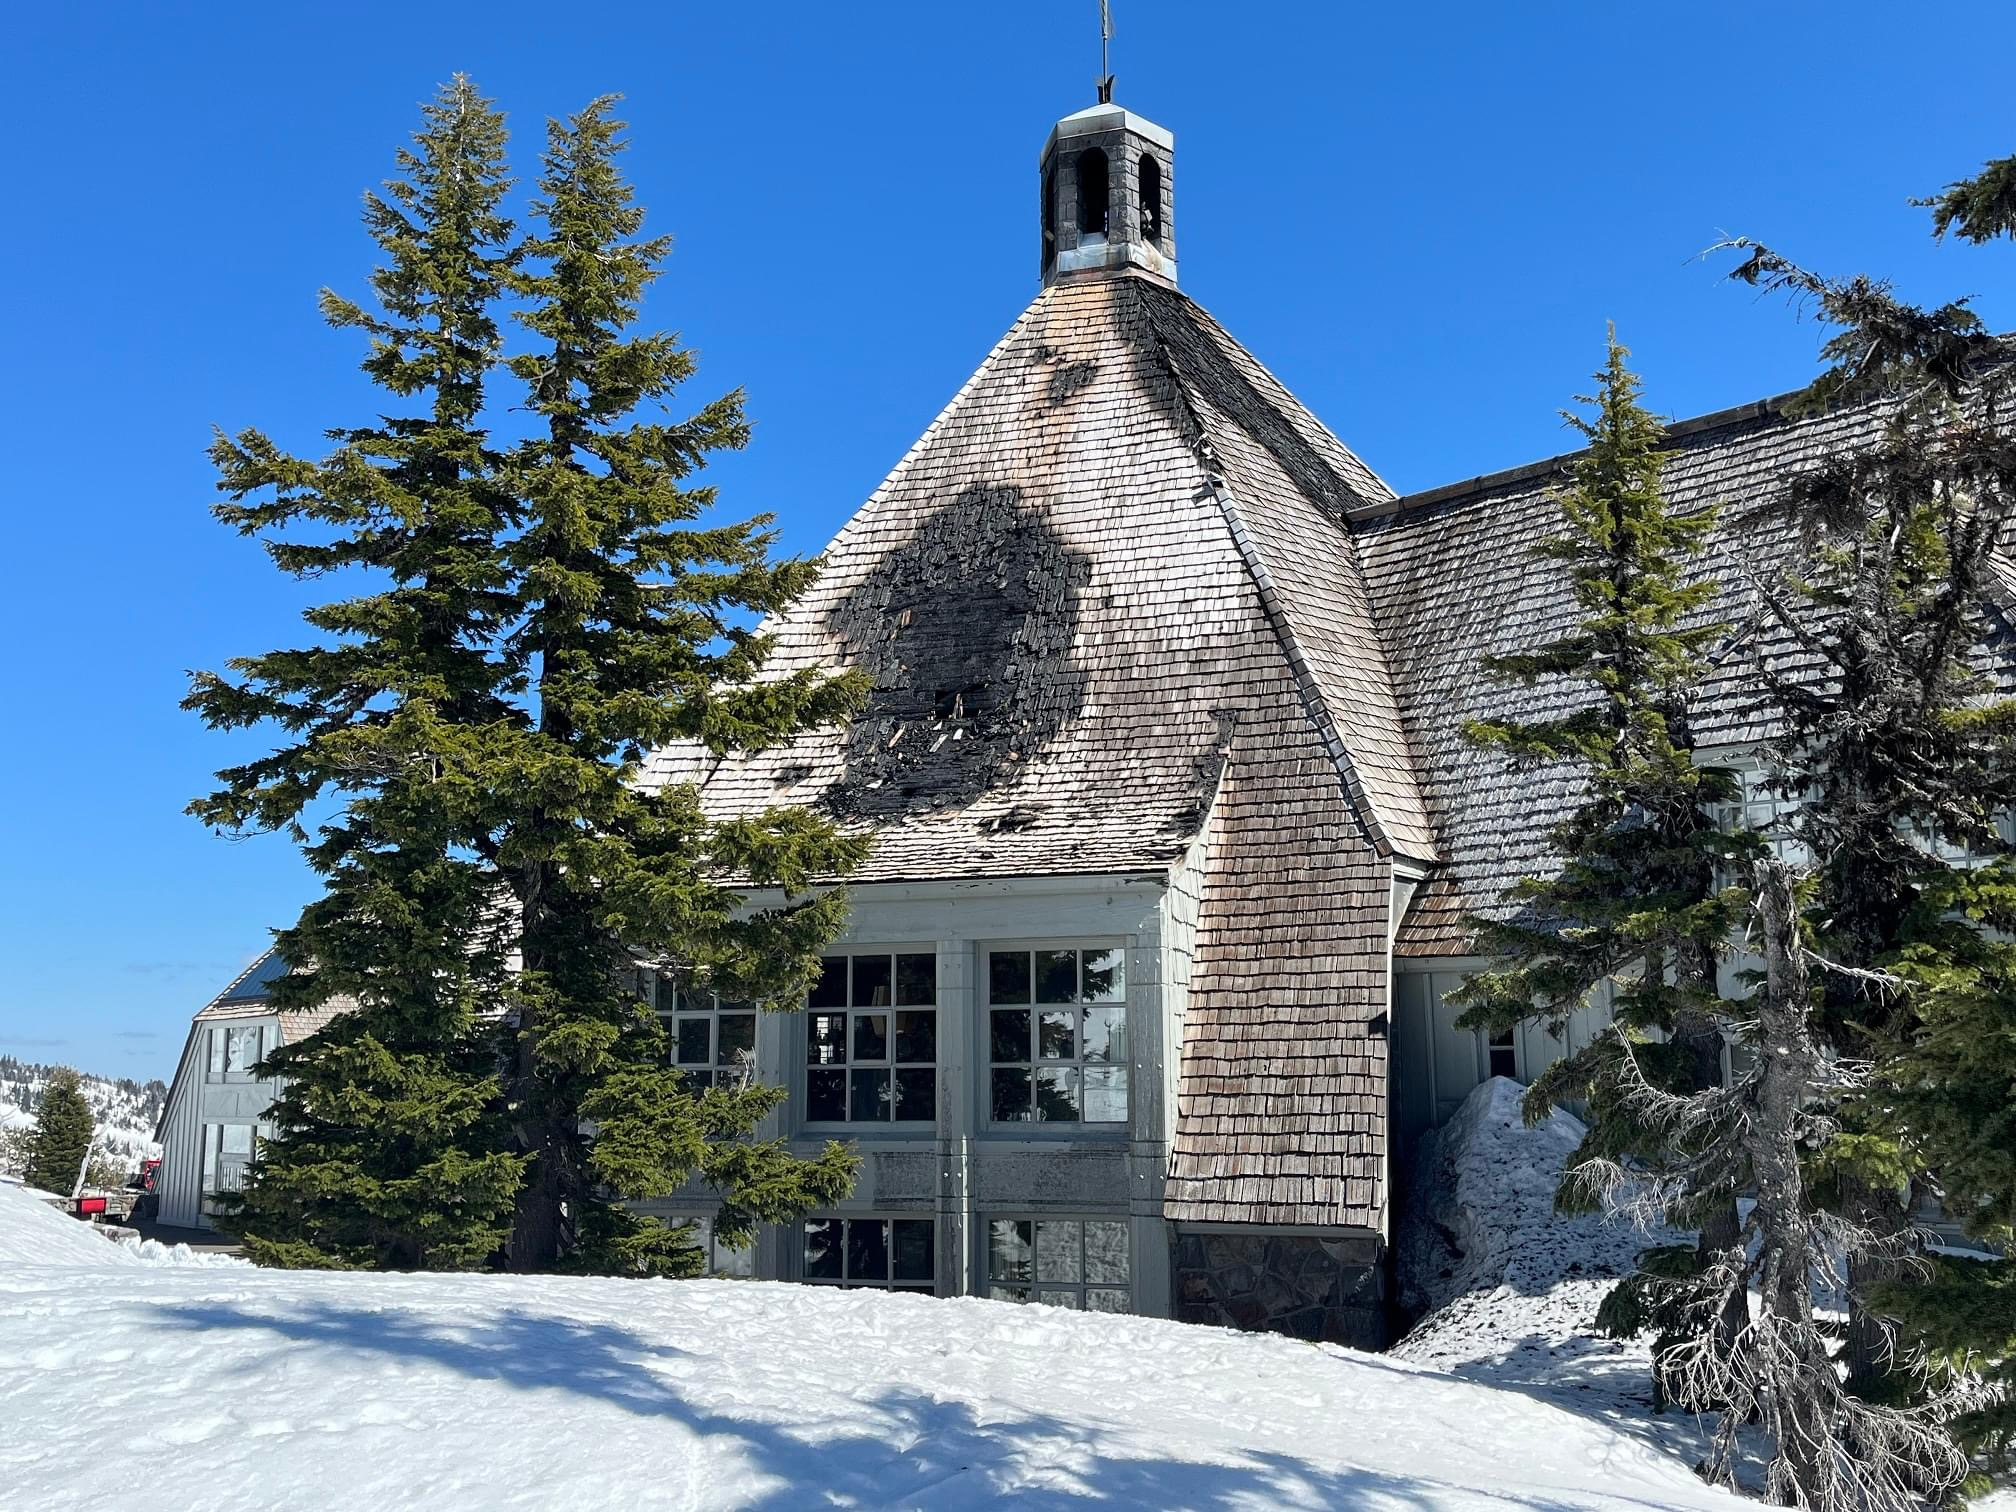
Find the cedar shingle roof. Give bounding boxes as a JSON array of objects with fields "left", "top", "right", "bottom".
[
  {"left": 642, "top": 275, "right": 1431, "bottom": 878},
  {"left": 648, "top": 273, "right": 1423, "bottom": 1228},
  {"left": 1354, "top": 391, "right": 2016, "bottom": 956}
]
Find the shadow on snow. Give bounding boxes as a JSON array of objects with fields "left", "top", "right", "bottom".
[{"left": 149, "top": 1294, "right": 1696, "bottom": 1511}]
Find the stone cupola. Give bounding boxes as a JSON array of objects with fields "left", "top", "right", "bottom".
[{"left": 1040, "top": 103, "right": 1175, "bottom": 288}]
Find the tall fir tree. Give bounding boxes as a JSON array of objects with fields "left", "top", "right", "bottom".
[
  {"left": 186, "top": 76, "right": 529, "bottom": 1269},
  {"left": 491, "top": 98, "right": 866, "bottom": 1273},
  {"left": 1727, "top": 146, "right": 2016, "bottom": 1414},
  {"left": 1570, "top": 859, "right": 1970, "bottom": 1510},
  {"left": 24, "top": 1069, "right": 95, "bottom": 1196},
  {"left": 1453, "top": 334, "right": 1754, "bottom": 1369}
]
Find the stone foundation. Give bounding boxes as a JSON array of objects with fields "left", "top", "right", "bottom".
[{"left": 1171, "top": 1229, "right": 1387, "bottom": 1348}]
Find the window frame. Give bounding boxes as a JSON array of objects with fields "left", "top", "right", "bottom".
[
  {"left": 1484, "top": 1025, "right": 1518, "bottom": 1081},
  {"left": 799, "top": 1214, "right": 936, "bottom": 1293},
  {"left": 199, "top": 1122, "right": 258, "bottom": 1199},
  {"left": 205, "top": 1021, "right": 267, "bottom": 1085},
  {"left": 648, "top": 974, "right": 758, "bottom": 1094},
  {"left": 801, "top": 949, "right": 939, "bottom": 1129},
  {"left": 984, "top": 1214, "right": 1132, "bottom": 1312},
  {"left": 982, "top": 941, "right": 1130, "bottom": 1131},
  {"left": 1714, "top": 754, "right": 2016, "bottom": 869},
  {"left": 1709, "top": 759, "right": 1811, "bottom": 869},
  {"left": 683, "top": 1215, "right": 757, "bottom": 1278}
]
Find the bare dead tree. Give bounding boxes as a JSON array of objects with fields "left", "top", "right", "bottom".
[{"left": 1574, "top": 858, "right": 1974, "bottom": 1509}]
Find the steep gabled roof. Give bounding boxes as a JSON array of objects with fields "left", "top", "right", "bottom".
[
  {"left": 643, "top": 274, "right": 1431, "bottom": 879},
  {"left": 190, "top": 947, "right": 354, "bottom": 1041},
  {"left": 645, "top": 272, "right": 1424, "bottom": 1230}
]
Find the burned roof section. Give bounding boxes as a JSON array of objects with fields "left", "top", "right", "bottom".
[{"left": 643, "top": 274, "right": 1428, "bottom": 891}]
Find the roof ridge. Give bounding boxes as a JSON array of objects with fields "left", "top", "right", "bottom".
[
  {"left": 1202, "top": 469, "right": 1397, "bottom": 859},
  {"left": 1365, "top": 344, "right": 2016, "bottom": 522},
  {"left": 1127, "top": 280, "right": 1407, "bottom": 861},
  {"left": 1362, "top": 394, "right": 1798, "bottom": 521},
  {"left": 1141, "top": 283, "right": 1397, "bottom": 518}
]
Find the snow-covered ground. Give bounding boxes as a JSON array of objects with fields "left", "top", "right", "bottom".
[
  {"left": 1393, "top": 1078, "right": 1724, "bottom": 1475},
  {"left": 0, "top": 1178, "right": 1741, "bottom": 1511},
  {"left": 1395, "top": 1078, "right": 1671, "bottom": 1393}
]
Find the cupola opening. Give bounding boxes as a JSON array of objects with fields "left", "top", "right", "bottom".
[
  {"left": 1038, "top": 103, "right": 1175, "bottom": 288},
  {"left": 1075, "top": 147, "right": 1109, "bottom": 240},
  {"left": 1138, "top": 152, "right": 1163, "bottom": 247}
]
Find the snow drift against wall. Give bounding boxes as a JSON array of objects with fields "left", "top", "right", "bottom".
[{"left": 1392, "top": 1077, "right": 1717, "bottom": 1465}]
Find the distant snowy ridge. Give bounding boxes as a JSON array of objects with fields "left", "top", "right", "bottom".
[{"left": 0, "top": 1056, "right": 166, "bottom": 1174}]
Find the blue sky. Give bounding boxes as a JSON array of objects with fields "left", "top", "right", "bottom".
[{"left": 3, "top": 2, "right": 2011, "bottom": 1078}]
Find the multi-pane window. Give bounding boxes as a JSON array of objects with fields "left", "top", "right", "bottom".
[
  {"left": 1921, "top": 810, "right": 2016, "bottom": 864},
  {"left": 1710, "top": 765, "right": 1810, "bottom": 867},
  {"left": 987, "top": 1217, "right": 1130, "bottom": 1311},
  {"left": 1486, "top": 1027, "right": 1518, "bottom": 1080},
  {"left": 205, "top": 1023, "right": 266, "bottom": 1084},
  {"left": 1714, "top": 756, "right": 2016, "bottom": 868},
  {"left": 655, "top": 978, "right": 756, "bottom": 1092},
  {"left": 806, "top": 953, "right": 937, "bottom": 1124},
  {"left": 685, "top": 1216, "right": 756, "bottom": 1278},
  {"left": 200, "top": 1122, "right": 256, "bottom": 1196},
  {"left": 986, "top": 947, "right": 1127, "bottom": 1125},
  {"left": 802, "top": 1216, "right": 935, "bottom": 1292}
]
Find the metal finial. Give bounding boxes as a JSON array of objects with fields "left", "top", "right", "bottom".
[{"left": 1097, "top": 0, "right": 1114, "bottom": 103}]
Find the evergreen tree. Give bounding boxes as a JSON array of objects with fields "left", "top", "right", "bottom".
[
  {"left": 1876, "top": 861, "right": 2016, "bottom": 1482},
  {"left": 1726, "top": 147, "right": 2016, "bottom": 1419},
  {"left": 1453, "top": 334, "right": 1754, "bottom": 1371},
  {"left": 1579, "top": 859, "right": 1969, "bottom": 1509},
  {"left": 186, "top": 76, "right": 530, "bottom": 1269},
  {"left": 491, "top": 97, "right": 866, "bottom": 1274},
  {"left": 24, "top": 1068, "right": 94, "bottom": 1195}
]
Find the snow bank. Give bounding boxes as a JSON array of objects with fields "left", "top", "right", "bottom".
[
  {"left": 115, "top": 1234, "right": 252, "bottom": 1269},
  {"left": 1392, "top": 1075, "right": 1706, "bottom": 1453},
  {"left": 0, "top": 1201, "right": 1741, "bottom": 1509},
  {"left": 0, "top": 1176, "right": 138, "bottom": 1268}
]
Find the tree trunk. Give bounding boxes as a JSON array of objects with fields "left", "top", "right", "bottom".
[
  {"left": 507, "top": 857, "right": 568, "bottom": 1273},
  {"left": 1749, "top": 859, "right": 1832, "bottom": 1505},
  {"left": 1674, "top": 950, "right": 1748, "bottom": 1354},
  {"left": 1842, "top": 1176, "right": 1910, "bottom": 1393},
  {"left": 508, "top": 1119, "right": 567, "bottom": 1272}
]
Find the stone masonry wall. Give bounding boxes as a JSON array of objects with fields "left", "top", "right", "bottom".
[{"left": 1172, "top": 1230, "right": 1387, "bottom": 1348}]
